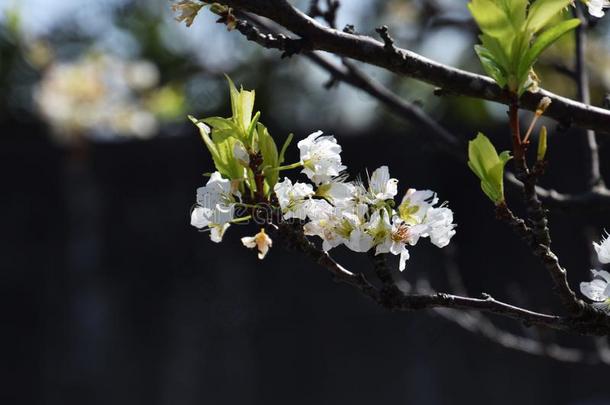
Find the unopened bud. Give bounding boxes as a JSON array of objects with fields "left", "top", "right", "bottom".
[
  {"left": 535, "top": 97, "right": 552, "bottom": 116},
  {"left": 537, "top": 126, "right": 548, "bottom": 162}
]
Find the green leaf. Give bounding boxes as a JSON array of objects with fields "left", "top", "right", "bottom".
[
  {"left": 256, "top": 122, "right": 279, "bottom": 190},
  {"left": 278, "top": 133, "right": 294, "bottom": 165},
  {"left": 499, "top": 0, "right": 528, "bottom": 29},
  {"left": 189, "top": 115, "right": 222, "bottom": 165},
  {"left": 203, "top": 116, "right": 239, "bottom": 132},
  {"left": 526, "top": 0, "right": 573, "bottom": 32},
  {"left": 224, "top": 74, "right": 255, "bottom": 135},
  {"left": 519, "top": 18, "right": 580, "bottom": 79},
  {"left": 212, "top": 130, "right": 243, "bottom": 180},
  {"left": 468, "top": 0, "right": 514, "bottom": 40},
  {"left": 475, "top": 45, "right": 508, "bottom": 87},
  {"left": 246, "top": 111, "right": 261, "bottom": 148},
  {"left": 468, "top": 133, "right": 512, "bottom": 204}
]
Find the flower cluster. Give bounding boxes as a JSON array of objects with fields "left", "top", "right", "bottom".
[
  {"left": 580, "top": 234, "right": 610, "bottom": 303},
  {"left": 188, "top": 79, "right": 456, "bottom": 268},
  {"left": 278, "top": 159, "right": 455, "bottom": 271}
]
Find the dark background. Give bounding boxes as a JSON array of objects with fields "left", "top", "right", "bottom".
[{"left": 3, "top": 0, "right": 610, "bottom": 404}]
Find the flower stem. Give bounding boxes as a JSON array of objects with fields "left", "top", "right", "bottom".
[
  {"left": 231, "top": 215, "right": 252, "bottom": 224},
  {"left": 275, "top": 162, "right": 303, "bottom": 171}
]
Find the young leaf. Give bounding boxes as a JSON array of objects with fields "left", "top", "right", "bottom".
[
  {"left": 519, "top": 18, "right": 580, "bottom": 78},
  {"left": 189, "top": 115, "right": 222, "bottom": 166},
  {"left": 224, "top": 74, "right": 255, "bottom": 135},
  {"left": 537, "top": 126, "right": 548, "bottom": 162},
  {"left": 468, "top": 0, "right": 514, "bottom": 40},
  {"left": 468, "top": 133, "right": 512, "bottom": 204},
  {"left": 246, "top": 111, "right": 261, "bottom": 148},
  {"left": 475, "top": 45, "right": 508, "bottom": 87},
  {"left": 256, "top": 122, "right": 279, "bottom": 189},
  {"left": 278, "top": 133, "right": 294, "bottom": 165},
  {"left": 209, "top": 129, "right": 243, "bottom": 180},
  {"left": 526, "top": 0, "right": 573, "bottom": 32},
  {"left": 203, "top": 116, "right": 240, "bottom": 132}
]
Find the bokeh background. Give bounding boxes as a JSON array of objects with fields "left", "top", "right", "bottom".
[{"left": 3, "top": 0, "right": 610, "bottom": 403}]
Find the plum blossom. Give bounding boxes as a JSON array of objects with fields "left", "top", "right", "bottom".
[
  {"left": 297, "top": 131, "right": 346, "bottom": 184},
  {"left": 580, "top": 235, "right": 610, "bottom": 303},
  {"left": 172, "top": 0, "right": 204, "bottom": 27},
  {"left": 315, "top": 179, "right": 355, "bottom": 208},
  {"left": 580, "top": 270, "right": 610, "bottom": 302},
  {"left": 274, "top": 178, "right": 314, "bottom": 220},
  {"left": 190, "top": 171, "right": 238, "bottom": 242},
  {"left": 242, "top": 229, "right": 273, "bottom": 259},
  {"left": 368, "top": 166, "right": 398, "bottom": 203},
  {"left": 593, "top": 232, "right": 610, "bottom": 264},
  {"left": 398, "top": 189, "right": 437, "bottom": 225},
  {"left": 368, "top": 210, "right": 411, "bottom": 271},
  {"left": 422, "top": 207, "right": 456, "bottom": 248},
  {"left": 586, "top": 0, "right": 610, "bottom": 18},
  {"left": 303, "top": 200, "right": 346, "bottom": 252}
]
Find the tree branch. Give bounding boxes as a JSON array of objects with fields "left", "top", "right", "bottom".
[
  {"left": 229, "top": 10, "right": 610, "bottom": 212},
  {"left": 276, "top": 223, "right": 610, "bottom": 336},
  {"left": 218, "top": 0, "right": 610, "bottom": 134}
]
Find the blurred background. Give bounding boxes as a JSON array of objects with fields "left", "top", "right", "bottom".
[{"left": 3, "top": 0, "right": 610, "bottom": 403}]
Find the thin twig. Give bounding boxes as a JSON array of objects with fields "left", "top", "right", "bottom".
[{"left": 574, "top": 4, "right": 605, "bottom": 188}]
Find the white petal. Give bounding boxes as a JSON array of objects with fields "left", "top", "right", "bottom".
[
  {"left": 592, "top": 269, "right": 610, "bottom": 283},
  {"left": 399, "top": 247, "right": 410, "bottom": 271},
  {"left": 241, "top": 235, "right": 256, "bottom": 248},
  {"left": 593, "top": 234, "right": 610, "bottom": 264},
  {"left": 346, "top": 229, "right": 373, "bottom": 253},
  {"left": 190, "top": 206, "right": 210, "bottom": 229},
  {"left": 210, "top": 223, "right": 230, "bottom": 243},
  {"left": 580, "top": 279, "right": 609, "bottom": 302}
]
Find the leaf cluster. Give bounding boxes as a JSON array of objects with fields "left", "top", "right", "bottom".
[
  {"left": 469, "top": 0, "right": 579, "bottom": 95},
  {"left": 189, "top": 77, "right": 292, "bottom": 197}
]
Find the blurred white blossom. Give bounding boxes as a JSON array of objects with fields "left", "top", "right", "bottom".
[
  {"left": 586, "top": 0, "right": 610, "bottom": 17},
  {"left": 34, "top": 53, "right": 183, "bottom": 144}
]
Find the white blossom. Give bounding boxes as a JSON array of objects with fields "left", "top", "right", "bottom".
[
  {"left": 398, "top": 189, "right": 437, "bottom": 225},
  {"left": 171, "top": 0, "right": 204, "bottom": 27},
  {"left": 423, "top": 207, "right": 456, "bottom": 248},
  {"left": 274, "top": 178, "right": 314, "bottom": 220},
  {"left": 315, "top": 180, "right": 355, "bottom": 208},
  {"left": 241, "top": 229, "right": 273, "bottom": 259},
  {"left": 368, "top": 210, "right": 409, "bottom": 271},
  {"left": 593, "top": 233, "right": 610, "bottom": 264},
  {"left": 587, "top": 0, "right": 610, "bottom": 17},
  {"left": 190, "top": 171, "right": 237, "bottom": 242},
  {"left": 297, "top": 131, "right": 346, "bottom": 184},
  {"left": 368, "top": 166, "right": 398, "bottom": 203},
  {"left": 580, "top": 270, "right": 610, "bottom": 302},
  {"left": 303, "top": 200, "right": 346, "bottom": 252}
]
